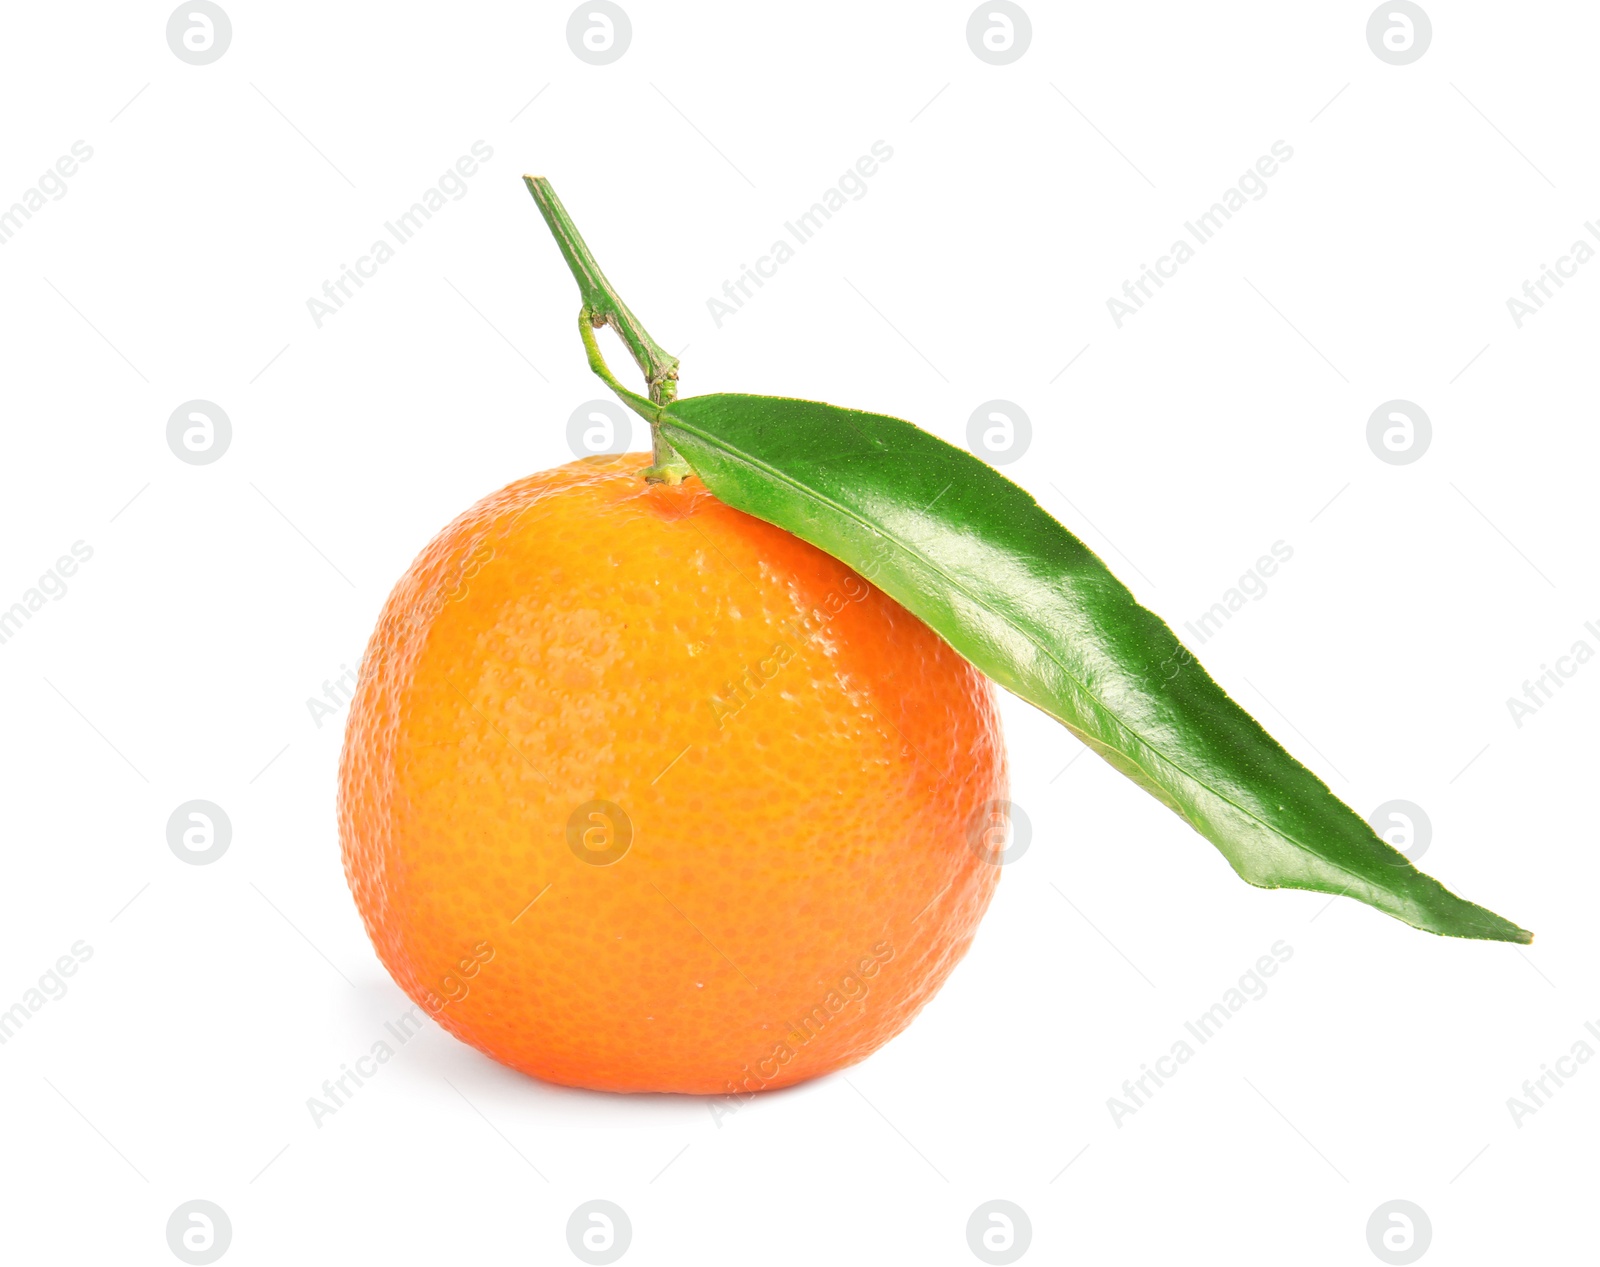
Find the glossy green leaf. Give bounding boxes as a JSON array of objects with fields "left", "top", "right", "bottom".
[
  {"left": 656, "top": 392, "right": 1530, "bottom": 943},
  {"left": 520, "top": 174, "right": 1527, "bottom": 944}
]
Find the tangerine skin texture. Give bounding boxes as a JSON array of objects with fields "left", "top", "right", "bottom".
[{"left": 339, "top": 453, "right": 1007, "bottom": 1094}]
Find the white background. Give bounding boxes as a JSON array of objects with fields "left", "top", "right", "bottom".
[{"left": 1, "top": 2, "right": 1594, "bottom": 1263}]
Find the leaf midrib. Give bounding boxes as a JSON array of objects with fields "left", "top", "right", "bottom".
[{"left": 663, "top": 406, "right": 1389, "bottom": 899}]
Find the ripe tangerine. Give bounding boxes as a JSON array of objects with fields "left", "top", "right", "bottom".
[{"left": 339, "top": 453, "right": 1007, "bottom": 1093}]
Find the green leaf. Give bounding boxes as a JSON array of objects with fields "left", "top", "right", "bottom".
[{"left": 657, "top": 392, "right": 1531, "bottom": 944}]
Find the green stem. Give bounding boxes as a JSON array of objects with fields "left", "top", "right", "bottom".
[{"left": 524, "top": 175, "right": 690, "bottom": 482}]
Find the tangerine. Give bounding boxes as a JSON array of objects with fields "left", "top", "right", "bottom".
[{"left": 339, "top": 453, "right": 1007, "bottom": 1093}]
